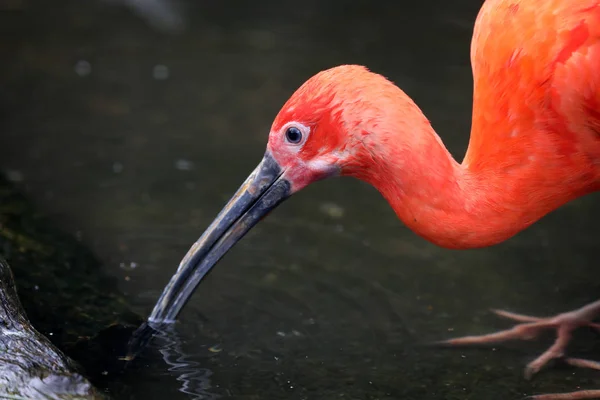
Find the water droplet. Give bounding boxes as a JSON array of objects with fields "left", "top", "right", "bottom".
[
  {"left": 119, "top": 262, "right": 138, "bottom": 271},
  {"left": 208, "top": 344, "right": 222, "bottom": 353},
  {"left": 74, "top": 60, "right": 91, "bottom": 77},
  {"left": 5, "top": 169, "right": 23, "bottom": 182},
  {"left": 175, "top": 159, "right": 194, "bottom": 171},
  {"left": 153, "top": 64, "right": 169, "bottom": 80},
  {"left": 319, "top": 202, "right": 345, "bottom": 218},
  {"left": 112, "top": 162, "right": 123, "bottom": 173}
]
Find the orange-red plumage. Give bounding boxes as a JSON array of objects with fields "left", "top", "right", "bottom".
[
  {"left": 266, "top": 3, "right": 600, "bottom": 395},
  {"left": 269, "top": 0, "right": 600, "bottom": 250},
  {"left": 150, "top": 2, "right": 600, "bottom": 399},
  {"left": 268, "top": 0, "right": 600, "bottom": 394}
]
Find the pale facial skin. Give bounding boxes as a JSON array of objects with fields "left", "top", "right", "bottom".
[{"left": 146, "top": 65, "right": 394, "bottom": 322}]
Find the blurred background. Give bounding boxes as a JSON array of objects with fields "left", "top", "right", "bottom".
[{"left": 0, "top": 0, "right": 598, "bottom": 399}]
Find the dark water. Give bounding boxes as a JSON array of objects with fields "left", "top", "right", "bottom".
[{"left": 1, "top": 0, "right": 599, "bottom": 399}]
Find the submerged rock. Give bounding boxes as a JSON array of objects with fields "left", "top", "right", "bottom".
[{"left": 0, "top": 256, "right": 101, "bottom": 399}]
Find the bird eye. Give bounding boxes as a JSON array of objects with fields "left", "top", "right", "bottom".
[{"left": 285, "top": 126, "right": 303, "bottom": 144}]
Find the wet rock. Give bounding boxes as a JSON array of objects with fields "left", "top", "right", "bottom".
[
  {"left": 0, "top": 256, "right": 101, "bottom": 399},
  {"left": 0, "top": 175, "right": 142, "bottom": 397}
]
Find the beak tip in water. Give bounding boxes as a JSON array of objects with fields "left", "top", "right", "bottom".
[{"left": 145, "top": 151, "right": 290, "bottom": 324}]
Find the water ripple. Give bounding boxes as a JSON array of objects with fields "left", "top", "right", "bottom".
[{"left": 153, "top": 326, "right": 220, "bottom": 400}]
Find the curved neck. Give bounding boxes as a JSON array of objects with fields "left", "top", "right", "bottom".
[{"left": 346, "top": 119, "right": 591, "bottom": 250}]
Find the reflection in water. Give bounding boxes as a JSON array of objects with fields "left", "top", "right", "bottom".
[{"left": 152, "top": 325, "right": 219, "bottom": 400}]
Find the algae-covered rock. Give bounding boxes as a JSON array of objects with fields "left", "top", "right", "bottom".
[{"left": 0, "top": 174, "right": 142, "bottom": 397}]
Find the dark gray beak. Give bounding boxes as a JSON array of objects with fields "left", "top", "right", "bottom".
[{"left": 147, "top": 151, "right": 290, "bottom": 323}]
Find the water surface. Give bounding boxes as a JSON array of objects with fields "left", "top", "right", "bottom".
[{"left": 0, "top": 0, "right": 599, "bottom": 399}]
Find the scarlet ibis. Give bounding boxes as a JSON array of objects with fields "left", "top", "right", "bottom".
[{"left": 147, "top": 0, "right": 600, "bottom": 398}]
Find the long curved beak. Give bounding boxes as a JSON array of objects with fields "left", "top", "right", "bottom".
[{"left": 148, "top": 151, "right": 290, "bottom": 323}]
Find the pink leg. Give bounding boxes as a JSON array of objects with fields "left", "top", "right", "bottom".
[
  {"left": 527, "top": 390, "right": 600, "bottom": 400},
  {"left": 528, "top": 358, "right": 600, "bottom": 399},
  {"left": 565, "top": 358, "right": 600, "bottom": 371},
  {"left": 440, "top": 300, "right": 600, "bottom": 398}
]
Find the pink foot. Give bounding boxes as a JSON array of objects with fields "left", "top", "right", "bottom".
[
  {"left": 440, "top": 300, "right": 600, "bottom": 399},
  {"left": 525, "top": 358, "right": 600, "bottom": 400}
]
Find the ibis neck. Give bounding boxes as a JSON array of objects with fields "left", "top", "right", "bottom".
[{"left": 349, "top": 123, "right": 584, "bottom": 250}]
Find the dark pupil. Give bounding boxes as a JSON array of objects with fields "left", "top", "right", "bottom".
[{"left": 285, "top": 127, "right": 302, "bottom": 143}]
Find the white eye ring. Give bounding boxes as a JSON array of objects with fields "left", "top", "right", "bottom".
[{"left": 282, "top": 122, "right": 310, "bottom": 147}]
